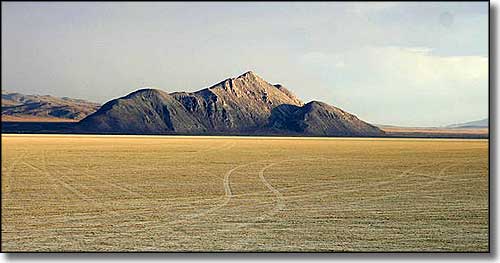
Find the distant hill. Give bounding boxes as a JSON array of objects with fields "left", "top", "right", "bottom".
[
  {"left": 447, "top": 118, "right": 488, "bottom": 129},
  {"left": 2, "top": 91, "right": 100, "bottom": 122},
  {"left": 376, "top": 120, "right": 488, "bottom": 139},
  {"left": 79, "top": 71, "right": 383, "bottom": 137}
]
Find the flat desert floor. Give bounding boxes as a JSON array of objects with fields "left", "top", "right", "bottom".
[{"left": 1, "top": 135, "right": 489, "bottom": 251}]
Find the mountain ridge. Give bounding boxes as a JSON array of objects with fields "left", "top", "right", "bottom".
[
  {"left": 2, "top": 91, "right": 100, "bottom": 121},
  {"left": 79, "top": 71, "right": 384, "bottom": 136},
  {"left": 447, "top": 118, "right": 488, "bottom": 129}
]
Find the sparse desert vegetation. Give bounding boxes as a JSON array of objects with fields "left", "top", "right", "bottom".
[{"left": 1, "top": 135, "right": 488, "bottom": 251}]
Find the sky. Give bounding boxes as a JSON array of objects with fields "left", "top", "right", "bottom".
[{"left": 1, "top": 2, "right": 489, "bottom": 127}]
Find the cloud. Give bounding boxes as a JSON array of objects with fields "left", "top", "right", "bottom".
[
  {"left": 297, "top": 46, "right": 488, "bottom": 126},
  {"left": 402, "top": 47, "right": 433, "bottom": 54},
  {"left": 348, "top": 2, "right": 401, "bottom": 15}
]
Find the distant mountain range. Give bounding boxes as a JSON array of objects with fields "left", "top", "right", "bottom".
[
  {"left": 446, "top": 118, "right": 488, "bottom": 129},
  {"left": 2, "top": 91, "right": 99, "bottom": 122}
]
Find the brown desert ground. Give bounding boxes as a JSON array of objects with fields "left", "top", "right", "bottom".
[{"left": 1, "top": 135, "right": 488, "bottom": 251}]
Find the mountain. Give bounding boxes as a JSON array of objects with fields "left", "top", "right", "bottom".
[
  {"left": 269, "top": 101, "right": 382, "bottom": 136},
  {"left": 2, "top": 91, "right": 100, "bottom": 121},
  {"left": 79, "top": 71, "right": 383, "bottom": 137},
  {"left": 447, "top": 118, "right": 488, "bottom": 129}
]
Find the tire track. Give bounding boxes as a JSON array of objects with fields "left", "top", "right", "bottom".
[
  {"left": 151, "top": 160, "right": 461, "bottom": 229},
  {"left": 176, "top": 161, "right": 252, "bottom": 218},
  {"left": 22, "top": 157, "right": 89, "bottom": 201},
  {"left": 2, "top": 151, "right": 28, "bottom": 196},
  {"left": 66, "top": 142, "right": 240, "bottom": 226},
  {"left": 227, "top": 157, "right": 326, "bottom": 229},
  {"left": 127, "top": 162, "right": 253, "bottom": 231},
  {"left": 22, "top": 150, "right": 122, "bottom": 221},
  {"left": 40, "top": 150, "right": 92, "bottom": 201},
  {"left": 282, "top": 161, "right": 458, "bottom": 206},
  {"left": 194, "top": 141, "right": 235, "bottom": 154},
  {"left": 218, "top": 160, "right": 445, "bottom": 215},
  {"left": 64, "top": 164, "right": 147, "bottom": 199},
  {"left": 338, "top": 162, "right": 462, "bottom": 207},
  {"left": 122, "top": 158, "right": 454, "bottom": 231},
  {"left": 132, "top": 156, "right": 333, "bottom": 225},
  {"left": 124, "top": 158, "right": 294, "bottom": 230},
  {"left": 258, "top": 162, "right": 286, "bottom": 212}
]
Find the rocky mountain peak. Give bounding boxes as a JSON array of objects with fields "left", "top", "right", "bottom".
[
  {"left": 236, "top": 70, "right": 261, "bottom": 80},
  {"left": 125, "top": 88, "right": 165, "bottom": 99}
]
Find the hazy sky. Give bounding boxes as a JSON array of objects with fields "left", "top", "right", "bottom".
[{"left": 2, "top": 2, "right": 488, "bottom": 126}]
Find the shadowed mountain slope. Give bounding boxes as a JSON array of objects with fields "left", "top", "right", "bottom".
[{"left": 269, "top": 101, "right": 382, "bottom": 136}]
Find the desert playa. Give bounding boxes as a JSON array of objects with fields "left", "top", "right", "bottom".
[{"left": 1, "top": 134, "right": 488, "bottom": 251}]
